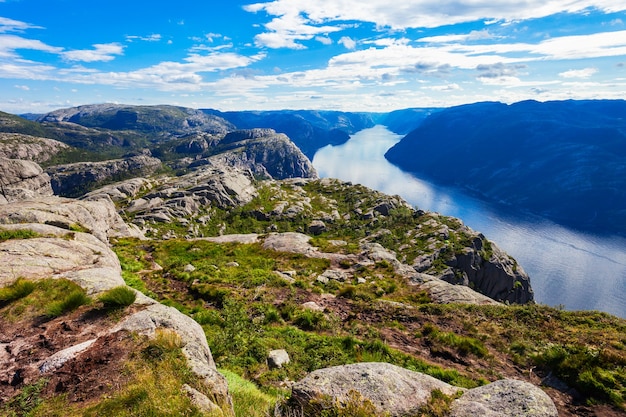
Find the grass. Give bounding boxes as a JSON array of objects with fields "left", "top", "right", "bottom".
[
  {"left": 0, "top": 278, "right": 36, "bottom": 306},
  {"left": 98, "top": 286, "right": 137, "bottom": 309},
  {"left": 1, "top": 278, "right": 91, "bottom": 322},
  {"left": 9, "top": 330, "right": 228, "bottom": 417},
  {"left": 44, "top": 289, "right": 91, "bottom": 318},
  {"left": 0, "top": 228, "right": 40, "bottom": 242},
  {"left": 221, "top": 369, "right": 277, "bottom": 417}
]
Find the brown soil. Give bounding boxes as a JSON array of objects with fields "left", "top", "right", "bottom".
[{"left": 0, "top": 304, "right": 145, "bottom": 409}]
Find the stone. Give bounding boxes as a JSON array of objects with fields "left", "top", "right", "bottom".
[
  {"left": 308, "top": 220, "right": 327, "bottom": 235},
  {"left": 182, "top": 384, "right": 224, "bottom": 416},
  {"left": 285, "top": 362, "right": 461, "bottom": 417},
  {"left": 411, "top": 273, "right": 500, "bottom": 306},
  {"left": 184, "top": 264, "right": 196, "bottom": 272},
  {"left": 319, "top": 269, "right": 348, "bottom": 282},
  {"left": 39, "top": 339, "right": 97, "bottom": 373},
  {"left": 301, "top": 301, "right": 324, "bottom": 312},
  {"left": 450, "top": 379, "right": 558, "bottom": 417},
  {"left": 268, "top": 349, "right": 290, "bottom": 369},
  {"left": 0, "top": 157, "right": 53, "bottom": 204}
]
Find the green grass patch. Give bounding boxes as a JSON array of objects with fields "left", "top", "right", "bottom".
[
  {"left": 221, "top": 369, "right": 277, "bottom": 417},
  {"left": 98, "top": 286, "right": 137, "bottom": 309},
  {"left": 0, "top": 278, "right": 36, "bottom": 306},
  {"left": 1, "top": 278, "right": 91, "bottom": 322},
  {"left": 45, "top": 289, "right": 91, "bottom": 318},
  {"left": 0, "top": 228, "right": 40, "bottom": 242}
]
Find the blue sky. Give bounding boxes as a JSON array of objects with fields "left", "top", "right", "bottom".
[{"left": 1, "top": 0, "right": 626, "bottom": 114}]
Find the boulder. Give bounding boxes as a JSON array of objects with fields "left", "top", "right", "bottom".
[
  {"left": 308, "top": 220, "right": 327, "bottom": 235},
  {"left": 284, "top": 362, "right": 461, "bottom": 417},
  {"left": 267, "top": 349, "right": 290, "bottom": 369},
  {"left": 450, "top": 379, "right": 558, "bottom": 417},
  {"left": 411, "top": 273, "right": 501, "bottom": 305},
  {"left": 0, "top": 157, "right": 53, "bottom": 204},
  {"left": 0, "top": 197, "right": 143, "bottom": 243}
]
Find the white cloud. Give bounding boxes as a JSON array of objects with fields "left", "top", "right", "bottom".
[
  {"left": 338, "top": 36, "right": 356, "bottom": 49},
  {"left": 0, "top": 34, "right": 62, "bottom": 58},
  {"left": 62, "top": 43, "right": 124, "bottom": 62},
  {"left": 559, "top": 67, "right": 599, "bottom": 78},
  {"left": 315, "top": 36, "right": 332, "bottom": 45},
  {"left": 0, "top": 17, "right": 43, "bottom": 33},
  {"left": 244, "top": 0, "right": 626, "bottom": 40},
  {"left": 14, "top": 84, "right": 29, "bottom": 91},
  {"left": 126, "top": 34, "right": 162, "bottom": 42}
]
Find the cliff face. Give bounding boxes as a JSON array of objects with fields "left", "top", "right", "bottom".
[
  {"left": 47, "top": 154, "right": 163, "bottom": 197},
  {"left": 385, "top": 99, "right": 626, "bottom": 236},
  {"left": 0, "top": 157, "right": 54, "bottom": 204}
]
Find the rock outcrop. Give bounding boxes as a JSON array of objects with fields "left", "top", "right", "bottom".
[
  {"left": 0, "top": 133, "right": 69, "bottom": 163},
  {"left": 0, "top": 157, "right": 53, "bottom": 204},
  {"left": 0, "top": 196, "right": 232, "bottom": 414},
  {"left": 47, "top": 154, "right": 162, "bottom": 197},
  {"left": 281, "top": 362, "right": 557, "bottom": 417},
  {"left": 203, "top": 129, "right": 318, "bottom": 180},
  {"left": 450, "top": 379, "right": 558, "bottom": 417}
]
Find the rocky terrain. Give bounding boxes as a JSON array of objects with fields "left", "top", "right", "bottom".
[{"left": 1, "top": 106, "right": 625, "bottom": 416}]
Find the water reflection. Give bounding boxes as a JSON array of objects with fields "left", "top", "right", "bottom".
[{"left": 312, "top": 125, "right": 626, "bottom": 318}]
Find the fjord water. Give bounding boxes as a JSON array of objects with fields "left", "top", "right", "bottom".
[{"left": 312, "top": 125, "right": 626, "bottom": 318}]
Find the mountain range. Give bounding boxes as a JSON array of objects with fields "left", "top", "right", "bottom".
[
  {"left": 385, "top": 99, "right": 626, "bottom": 237},
  {"left": 2, "top": 101, "right": 626, "bottom": 416}
]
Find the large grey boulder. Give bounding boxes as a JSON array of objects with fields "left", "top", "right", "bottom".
[
  {"left": 283, "top": 363, "right": 557, "bottom": 417},
  {"left": 0, "top": 157, "right": 53, "bottom": 204},
  {"left": 450, "top": 379, "right": 558, "bottom": 417},
  {"left": 0, "top": 196, "right": 143, "bottom": 243},
  {"left": 411, "top": 273, "right": 501, "bottom": 305},
  {"left": 284, "top": 362, "right": 461, "bottom": 417},
  {"left": 113, "top": 302, "right": 231, "bottom": 408}
]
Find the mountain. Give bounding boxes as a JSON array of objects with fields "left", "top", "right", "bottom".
[
  {"left": 1, "top": 105, "right": 625, "bottom": 416},
  {"left": 379, "top": 107, "right": 442, "bottom": 134},
  {"left": 385, "top": 99, "right": 626, "bottom": 236},
  {"left": 204, "top": 109, "right": 377, "bottom": 158}
]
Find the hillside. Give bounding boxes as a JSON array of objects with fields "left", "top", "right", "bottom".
[
  {"left": 205, "top": 109, "right": 377, "bottom": 158},
  {"left": 385, "top": 99, "right": 626, "bottom": 237},
  {"left": 1, "top": 103, "right": 626, "bottom": 416}
]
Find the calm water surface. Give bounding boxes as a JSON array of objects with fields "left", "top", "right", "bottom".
[{"left": 312, "top": 125, "right": 626, "bottom": 318}]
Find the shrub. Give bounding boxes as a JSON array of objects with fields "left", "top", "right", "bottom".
[
  {"left": 0, "top": 279, "right": 35, "bottom": 306},
  {"left": 45, "top": 289, "right": 91, "bottom": 318},
  {"left": 98, "top": 286, "right": 137, "bottom": 309}
]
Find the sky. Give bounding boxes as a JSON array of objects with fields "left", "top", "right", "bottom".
[{"left": 1, "top": 0, "right": 626, "bottom": 114}]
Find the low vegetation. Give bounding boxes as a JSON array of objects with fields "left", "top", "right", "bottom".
[{"left": 111, "top": 236, "right": 626, "bottom": 415}]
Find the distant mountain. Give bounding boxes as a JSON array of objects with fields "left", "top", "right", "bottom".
[
  {"left": 204, "top": 109, "right": 377, "bottom": 158},
  {"left": 385, "top": 99, "right": 626, "bottom": 236},
  {"left": 39, "top": 103, "right": 234, "bottom": 136},
  {"left": 379, "top": 107, "right": 442, "bottom": 134}
]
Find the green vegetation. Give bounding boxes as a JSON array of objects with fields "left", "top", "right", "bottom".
[
  {"left": 0, "top": 228, "right": 40, "bottom": 242},
  {"left": 109, "top": 233, "right": 626, "bottom": 412},
  {"left": 98, "top": 286, "right": 137, "bottom": 309},
  {"left": 0, "top": 278, "right": 36, "bottom": 306},
  {"left": 44, "top": 288, "right": 91, "bottom": 318},
  {"left": 1, "top": 278, "right": 91, "bottom": 322}
]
